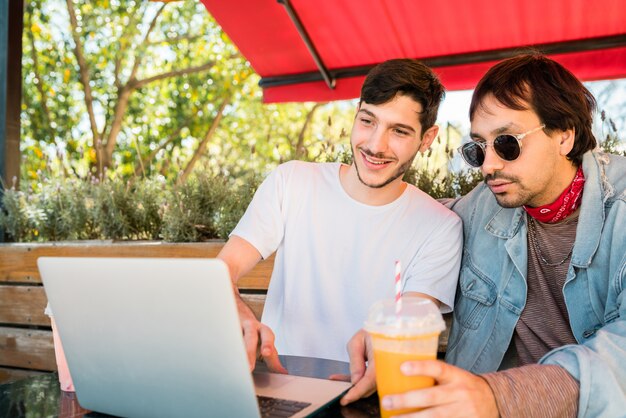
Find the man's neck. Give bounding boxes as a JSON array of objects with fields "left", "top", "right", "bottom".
[{"left": 339, "top": 164, "right": 407, "bottom": 206}]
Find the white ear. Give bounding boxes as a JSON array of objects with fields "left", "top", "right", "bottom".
[
  {"left": 559, "top": 128, "right": 576, "bottom": 156},
  {"left": 420, "top": 125, "right": 439, "bottom": 153}
]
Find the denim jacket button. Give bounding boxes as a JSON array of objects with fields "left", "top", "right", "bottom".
[{"left": 583, "top": 329, "right": 595, "bottom": 338}]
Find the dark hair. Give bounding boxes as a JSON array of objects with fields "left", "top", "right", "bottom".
[
  {"left": 469, "top": 52, "right": 596, "bottom": 165},
  {"left": 360, "top": 59, "right": 445, "bottom": 135}
]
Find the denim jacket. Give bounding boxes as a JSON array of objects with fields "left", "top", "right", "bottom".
[{"left": 445, "top": 151, "right": 626, "bottom": 417}]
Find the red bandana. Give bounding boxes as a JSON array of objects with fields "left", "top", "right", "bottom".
[{"left": 524, "top": 166, "right": 585, "bottom": 223}]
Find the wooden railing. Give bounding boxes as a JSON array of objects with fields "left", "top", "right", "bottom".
[{"left": 0, "top": 242, "right": 272, "bottom": 383}]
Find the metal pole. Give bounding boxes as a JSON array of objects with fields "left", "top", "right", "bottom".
[{"left": 277, "top": 0, "right": 335, "bottom": 90}]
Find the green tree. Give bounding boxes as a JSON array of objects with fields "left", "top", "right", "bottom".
[
  {"left": 21, "top": 0, "right": 358, "bottom": 186},
  {"left": 22, "top": 0, "right": 249, "bottom": 181}
]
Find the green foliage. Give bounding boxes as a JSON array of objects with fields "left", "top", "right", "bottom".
[
  {"left": 161, "top": 173, "right": 258, "bottom": 242},
  {"left": 598, "top": 110, "right": 626, "bottom": 157},
  {"left": 0, "top": 173, "right": 256, "bottom": 243},
  {"left": 21, "top": 0, "right": 357, "bottom": 185},
  {"left": 403, "top": 167, "right": 483, "bottom": 199},
  {"left": 161, "top": 175, "right": 225, "bottom": 242},
  {"left": 212, "top": 177, "right": 260, "bottom": 240},
  {"left": 34, "top": 178, "right": 94, "bottom": 241},
  {"left": 92, "top": 177, "right": 165, "bottom": 240},
  {"left": 0, "top": 178, "right": 96, "bottom": 242},
  {"left": 0, "top": 188, "right": 39, "bottom": 242},
  {"left": 1, "top": 160, "right": 483, "bottom": 243}
]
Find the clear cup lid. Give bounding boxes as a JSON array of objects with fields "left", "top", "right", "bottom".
[{"left": 364, "top": 297, "right": 445, "bottom": 336}]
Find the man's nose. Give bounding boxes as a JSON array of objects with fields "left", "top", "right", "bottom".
[
  {"left": 367, "top": 127, "right": 389, "bottom": 154},
  {"left": 481, "top": 144, "right": 505, "bottom": 176}
]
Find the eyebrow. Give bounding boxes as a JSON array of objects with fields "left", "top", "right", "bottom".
[
  {"left": 393, "top": 124, "right": 417, "bottom": 134},
  {"left": 470, "top": 123, "right": 518, "bottom": 140},
  {"left": 357, "top": 108, "right": 377, "bottom": 119},
  {"left": 357, "top": 108, "right": 417, "bottom": 134}
]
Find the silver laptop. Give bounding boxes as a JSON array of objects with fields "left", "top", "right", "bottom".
[{"left": 38, "top": 257, "right": 351, "bottom": 418}]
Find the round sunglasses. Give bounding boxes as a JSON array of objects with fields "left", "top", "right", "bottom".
[{"left": 458, "top": 124, "right": 546, "bottom": 168}]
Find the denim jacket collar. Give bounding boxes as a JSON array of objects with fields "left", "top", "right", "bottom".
[
  {"left": 484, "top": 206, "right": 525, "bottom": 239},
  {"left": 572, "top": 152, "right": 607, "bottom": 268}
]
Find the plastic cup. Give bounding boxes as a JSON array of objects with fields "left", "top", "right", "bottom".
[
  {"left": 45, "top": 305, "right": 75, "bottom": 392},
  {"left": 364, "top": 298, "right": 445, "bottom": 418}
]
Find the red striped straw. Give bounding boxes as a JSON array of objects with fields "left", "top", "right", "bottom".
[{"left": 394, "top": 260, "right": 402, "bottom": 315}]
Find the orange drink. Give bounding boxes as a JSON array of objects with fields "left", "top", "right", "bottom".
[
  {"left": 364, "top": 298, "right": 444, "bottom": 418},
  {"left": 371, "top": 333, "right": 438, "bottom": 418}
]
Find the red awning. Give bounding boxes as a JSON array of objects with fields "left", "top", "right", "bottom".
[{"left": 200, "top": 0, "right": 626, "bottom": 103}]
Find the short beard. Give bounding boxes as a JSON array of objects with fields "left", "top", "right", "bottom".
[
  {"left": 353, "top": 148, "right": 415, "bottom": 189},
  {"left": 484, "top": 173, "right": 529, "bottom": 208},
  {"left": 492, "top": 194, "right": 523, "bottom": 208}
]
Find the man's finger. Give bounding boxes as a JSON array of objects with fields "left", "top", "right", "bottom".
[
  {"left": 328, "top": 373, "right": 351, "bottom": 382},
  {"left": 400, "top": 359, "right": 453, "bottom": 383},
  {"left": 340, "top": 371, "right": 376, "bottom": 406},
  {"left": 341, "top": 362, "right": 377, "bottom": 406},
  {"left": 259, "top": 325, "right": 287, "bottom": 374},
  {"left": 262, "top": 351, "right": 287, "bottom": 374},
  {"left": 382, "top": 384, "right": 448, "bottom": 412},
  {"left": 346, "top": 330, "right": 368, "bottom": 383}
]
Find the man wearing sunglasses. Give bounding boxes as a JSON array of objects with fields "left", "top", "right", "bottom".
[{"left": 343, "top": 53, "right": 626, "bottom": 417}]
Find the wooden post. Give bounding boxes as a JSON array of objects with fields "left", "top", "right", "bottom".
[{"left": 0, "top": 0, "right": 23, "bottom": 242}]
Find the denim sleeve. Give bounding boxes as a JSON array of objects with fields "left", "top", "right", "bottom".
[{"left": 540, "top": 283, "right": 626, "bottom": 417}]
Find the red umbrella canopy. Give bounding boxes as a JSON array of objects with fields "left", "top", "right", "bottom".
[{"left": 201, "top": 0, "right": 626, "bottom": 103}]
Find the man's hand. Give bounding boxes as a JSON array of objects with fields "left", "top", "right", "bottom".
[
  {"left": 340, "top": 295, "right": 438, "bottom": 406},
  {"left": 236, "top": 296, "right": 287, "bottom": 374},
  {"left": 217, "top": 236, "right": 286, "bottom": 374},
  {"left": 340, "top": 329, "right": 377, "bottom": 406},
  {"left": 380, "top": 360, "right": 498, "bottom": 417}
]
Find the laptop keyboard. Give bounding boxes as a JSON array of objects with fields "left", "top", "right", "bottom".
[{"left": 257, "top": 395, "right": 311, "bottom": 417}]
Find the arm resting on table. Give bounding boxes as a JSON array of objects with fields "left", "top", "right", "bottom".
[{"left": 482, "top": 364, "right": 578, "bottom": 418}]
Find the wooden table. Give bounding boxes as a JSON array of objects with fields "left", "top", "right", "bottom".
[{"left": 0, "top": 355, "right": 380, "bottom": 417}]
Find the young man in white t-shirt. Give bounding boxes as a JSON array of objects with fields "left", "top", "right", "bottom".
[{"left": 218, "top": 59, "right": 462, "bottom": 374}]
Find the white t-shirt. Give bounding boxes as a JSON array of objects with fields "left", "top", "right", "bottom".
[{"left": 231, "top": 161, "right": 462, "bottom": 362}]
